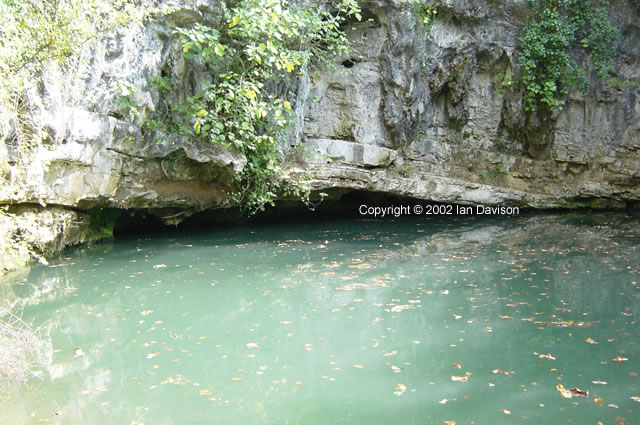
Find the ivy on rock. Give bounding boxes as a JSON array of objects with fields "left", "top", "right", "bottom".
[
  {"left": 517, "top": 0, "right": 620, "bottom": 115},
  {"left": 163, "top": 0, "right": 360, "bottom": 215}
]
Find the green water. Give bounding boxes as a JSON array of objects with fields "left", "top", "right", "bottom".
[{"left": 1, "top": 213, "right": 639, "bottom": 425}]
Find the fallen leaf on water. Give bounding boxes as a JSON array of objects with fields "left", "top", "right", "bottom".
[
  {"left": 612, "top": 356, "right": 628, "bottom": 364},
  {"left": 616, "top": 417, "right": 627, "bottom": 425},
  {"left": 390, "top": 305, "right": 412, "bottom": 313},
  {"left": 411, "top": 340, "right": 421, "bottom": 344},
  {"left": 73, "top": 348, "right": 85, "bottom": 358},
  {"left": 629, "top": 372, "right": 638, "bottom": 376},
  {"left": 246, "top": 343, "right": 259, "bottom": 349},
  {"left": 451, "top": 372, "right": 471, "bottom": 382},
  {"left": 594, "top": 397, "right": 605, "bottom": 406},
  {"left": 199, "top": 389, "right": 212, "bottom": 396},
  {"left": 500, "top": 408, "right": 511, "bottom": 415},
  {"left": 534, "top": 352, "right": 556, "bottom": 360},
  {"left": 443, "top": 420, "right": 455, "bottom": 425},
  {"left": 630, "top": 396, "right": 640, "bottom": 402},
  {"left": 231, "top": 377, "right": 242, "bottom": 381},
  {"left": 556, "top": 384, "right": 588, "bottom": 398},
  {"left": 438, "top": 398, "right": 456, "bottom": 405},
  {"left": 393, "top": 383, "right": 407, "bottom": 396},
  {"left": 452, "top": 363, "right": 463, "bottom": 369},
  {"left": 585, "top": 338, "right": 598, "bottom": 344},
  {"left": 569, "top": 387, "right": 588, "bottom": 397},
  {"left": 153, "top": 264, "right": 167, "bottom": 269},
  {"left": 141, "top": 310, "right": 154, "bottom": 316},
  {"left": 592, "top": 380, "right": 607, "bottom": 385},
  {"left": 384, "top": 350, "right": 398, "bottom": 357},
  {"left": 353, "top": 364, "right": 365, "bottom": 369},
  {"left": 608, "top": 403, "right": 619, "bottom": 408},
  {"left": 492, "top": 369, "right": 516, "bottom": 375}
]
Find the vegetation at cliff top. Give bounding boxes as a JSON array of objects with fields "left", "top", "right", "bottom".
[
  {"left": 155, "top": 0, "right": 360, "bottom": 215},
  {"left": 0, "top": 0, "right": 146, "bottom": 155},
  {"left": 517, "top": 0, "right": 621, "bottom": 115}
]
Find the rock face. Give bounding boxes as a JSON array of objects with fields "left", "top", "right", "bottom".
[
  {"left": 0, "top": 206, "right": 90, "bottom": 275},
  {"left": 0, "top": 0, "right": 639, "bottom": 272},
  {"left": 298, "top": 0, "right": 640, "bottom": 207}
]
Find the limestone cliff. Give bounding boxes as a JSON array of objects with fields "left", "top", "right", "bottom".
[{"left": 1, "top": 0, "right": 639, "bottom": 273}]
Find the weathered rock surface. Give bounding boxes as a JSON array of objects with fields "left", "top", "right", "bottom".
[
  {"left": 0, "top": 0, "right": 639, "bottom": 272},
  {"left": 0, "top": 206, "right": 90, "bottom": 275}
]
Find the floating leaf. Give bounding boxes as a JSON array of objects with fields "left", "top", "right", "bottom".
[
  {"left": 492, "top": 369, "right": 516, "bottom": 375},
  {"left": 439, "top": 398, "right": 456, "bottom": 405},
  {"left": 353, "top": 364, "right": 364, "bottom": 369},
  {"left": 451, "top": 372, "right": 471, "bottom": 382},
  {"left": 452, "top": 363, "right": 463, "bottom": 369},
  {"left": 500, "top": 408, "right": 511, "bottom": 415},
  {"left": 534, "top": 352, "right": 556, "bottom": 360},
  {"left": 594, "top": 397, "right": 605, "bottom": 406},
  {"left": 612, "top": 356, "right": 628, "bottom": 364},
  {"left": 393, "top": 383, "right": 407, "bottom": 396},
  {"left": 585, "top": 338, "right": 598, "bottom": 344},
  {"left": 556, "top": 384, "right": 588, "bottom": 398}
]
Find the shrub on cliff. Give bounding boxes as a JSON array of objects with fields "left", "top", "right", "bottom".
[{"left": 161, "top": 0, "right": 361, "bottom": 214}]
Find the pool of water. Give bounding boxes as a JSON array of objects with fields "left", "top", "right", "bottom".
[{"left": 1, "top": 212, "right": 639, "bottom": 425}]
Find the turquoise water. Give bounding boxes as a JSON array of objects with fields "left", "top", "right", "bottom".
[{"left": 1, "top": 213, "right": 639, "bottom": 425}]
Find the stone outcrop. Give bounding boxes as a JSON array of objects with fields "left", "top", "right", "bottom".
[
  {"left": 1, "top": 0, "right": 639, "bottom": 273},
  {"left": 0, "top": 206, "right": 90, "bottom": 275}
]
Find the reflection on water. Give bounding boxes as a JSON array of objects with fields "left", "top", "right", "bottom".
[{"left": 1, "top": 212, "right": 639, "bottom": 425}]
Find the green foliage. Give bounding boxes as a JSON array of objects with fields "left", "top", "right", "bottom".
[
  {"left": 88, "top": 208, "right": 121, "bottom": 237},
  {"left": 389, "top": 163, "right": 414, "bottom": 177},
  {"left": 492, "top": 69, "right": 513, "bottom": 99},
  {"left": 151, "top": 75, "right": 170, "bottom": 93},
  {"left": 0, "top": 0, "right": 146, "bottom": 156},
  {"left": 0, "top": 0, "right": 139, "bottom": 78},
  {"left": 164, "top": 0, "right": 360, "bottom": 215},
  {"left": 116, "top": 82, "right": 140, "bottom": 121},
  {"left": 517, "top": 0, "right": 620, "bottom": 115},
  {"left": 405, "top": 0, "right": 438, "bottom": 29}
]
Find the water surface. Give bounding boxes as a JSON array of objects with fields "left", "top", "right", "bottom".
[{"left": 1, "top": 213, "right": 639, "bottom": 425}]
